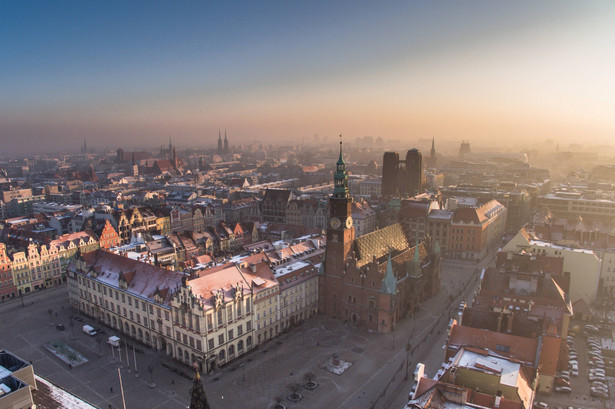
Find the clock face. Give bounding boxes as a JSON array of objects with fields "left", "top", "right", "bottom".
[
  {"left": 330, "top": 217, "right": 341, "bottom": 229},
  {"left": 345, "top": 217, "right": 353, "bottom": 229}
]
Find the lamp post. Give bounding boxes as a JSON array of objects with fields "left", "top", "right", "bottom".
[{"left": 404, "top": 342, "right": 412, "bottom": 380}]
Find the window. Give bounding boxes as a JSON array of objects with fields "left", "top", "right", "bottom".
[
  {"left": 217, "top": 309, "right": 223, "bottom": 326},
  {"left": 246, "top": 321, "right": 252, "bottom": 331},
  {"left": 237, "top": 324, "right": 243, "bottom": 336},
  {"left": 495, "top": 344, "right": 510, "bottom": 353},
  {"left": 208, "top": 339, "right": 214, "bottom": 350},
  {"left": 218, "top": 334, "right": 224, "bottom": 344}
]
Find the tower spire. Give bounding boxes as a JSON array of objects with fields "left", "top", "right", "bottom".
[{"left": 333, "top": 134, "right": 348, "bottom": 197}]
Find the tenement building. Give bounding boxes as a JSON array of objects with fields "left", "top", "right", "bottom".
[{"left": 320, "top": 141, "right": 440, "bottom": 332}]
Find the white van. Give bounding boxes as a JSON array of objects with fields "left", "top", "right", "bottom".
[
  {"left": 82, "top": 325, "right": 97, "bottom": 336},
  {"left": 107, "top": 336, "right": 120, "bottom": 347}
]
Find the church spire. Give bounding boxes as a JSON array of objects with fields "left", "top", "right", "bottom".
[{"left": 380, "top": 251, "right": 397, "bottom": 294}]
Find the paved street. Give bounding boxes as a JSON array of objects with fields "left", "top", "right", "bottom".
[{"left": 0, "top": 251, "right": 490, "bottom": 409}]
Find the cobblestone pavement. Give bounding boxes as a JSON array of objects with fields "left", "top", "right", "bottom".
[{"left": 0, "top": 250, "right": 491, "bottom": 409}]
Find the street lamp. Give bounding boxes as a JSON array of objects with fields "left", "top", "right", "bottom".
[{"left": 404, "top": 342, "right": 412, "bottom": 380}]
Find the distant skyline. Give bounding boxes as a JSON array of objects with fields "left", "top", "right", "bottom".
[{"left": 2, "top": 1, "right": 614, "bottom": 155}]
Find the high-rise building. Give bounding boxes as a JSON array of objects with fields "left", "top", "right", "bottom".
[
  {"left": 405, "top": 149, "right": 422, "bottom": 195},
  {"left": 381, "top": 149, "right": 423, "bottom": 196}
]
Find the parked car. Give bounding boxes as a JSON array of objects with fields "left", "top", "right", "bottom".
[
  {"left": 590, "top": 388, "right": 608, "bottom": 399},
  {"left": 555, "top": 378, "right": 571, "bottom": 387},
  {"left": 571, "top": 369, "right": 579, "bottom": 376},
  {"left": 554, "top": 386, "right": 572, "bottom": 394},
  {"left": 534, "top": 402, "right": 548, "bottom": 409},
  {"left": 55, "top": 323, "right": 65, "bottom": 331}
]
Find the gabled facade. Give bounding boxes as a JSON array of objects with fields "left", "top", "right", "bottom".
[{"left": 0, "top": 244, "right": 17, "bottom": 301}]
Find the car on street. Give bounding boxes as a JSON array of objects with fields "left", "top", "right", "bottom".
[{"left": 56, "top": 323, "right": 65, "bottom": 330}]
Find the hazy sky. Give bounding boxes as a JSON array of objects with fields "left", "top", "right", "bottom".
[{"left": 2, "top": 1, "right": 614, "bottom": 154}]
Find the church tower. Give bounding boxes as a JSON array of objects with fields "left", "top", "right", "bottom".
[
  {"left": 217, "top": 130, "right": 222, "bottom": 154},
  {"left": 224, "top": 129, "right": 229, "bottom": 153},
  {"left": 320, "top": 136, "right": 355, "bottom": 316}
]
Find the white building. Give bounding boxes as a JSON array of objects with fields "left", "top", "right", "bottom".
[{"left": 504, "top": 228, "right": 601, "bottom": 304}]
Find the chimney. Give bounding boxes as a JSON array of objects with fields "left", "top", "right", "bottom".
[{"left": 494, "top": 392, "right": 502, "bottom": 408}]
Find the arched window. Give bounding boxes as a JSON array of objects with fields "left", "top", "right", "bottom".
[
  {"left": 218, "top": 349, "right": 225, "bottom": 360},
  {"left": 124, "top": 322, "right": 130, "bottom": 333},
  {"left": 177, "top": 347, "right": 183, "bottom": 359},
  {"left": 247, "top": 336, "right": 253, "bottom": 346},
  {"left": 138, "top": 328, "right": 143, "bottom": 340},
  {"left": 229, "top": 344, "right": 235, "bottom": 356},
  {"left": 131, "top": 325, "right": 136, "bottom": 336},
  {"left": 238, "top": 340, "right": 244, "bottom": 351}
]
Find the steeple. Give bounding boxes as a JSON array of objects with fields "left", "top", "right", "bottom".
[
  {"left": 333, "top": 134, "right": 348, "bottom": 197},
  {"left": 217, "top": 130, "right": 222, "bottom": 153},
  {"left": 224, "top": 129, "right": 229, "bottom": 153},
  {"left": 430, "top": 137, "right": 436, "bottom": 158},
  {"left": 380, "top": 251, "right": 397, "bottom": 294}
]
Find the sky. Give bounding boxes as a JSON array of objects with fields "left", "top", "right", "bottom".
[{"left": 1, "top": 1, "right": 614, "bottom": 155}]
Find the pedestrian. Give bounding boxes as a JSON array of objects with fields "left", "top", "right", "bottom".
[
  {"left": 171, "top": 379, "right": 175, "bottom": 385},
  {"left": 110, "top": 386, "right": 113, "bottom": 393},
  {"left": 68, "top": 364, "right": 72, "bottom": 370}
]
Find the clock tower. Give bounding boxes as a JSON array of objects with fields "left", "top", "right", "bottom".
[{"left": 320, "top": 136, "right": 355, "bottom": 316}]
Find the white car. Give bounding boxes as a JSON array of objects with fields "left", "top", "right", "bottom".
[{"left": 554, "top": 386, "right": 572, "bottom": 394}]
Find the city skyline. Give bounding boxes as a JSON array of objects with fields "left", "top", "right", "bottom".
[{"left": 2, "top": 1, "right": 615, "bottom": 154}]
